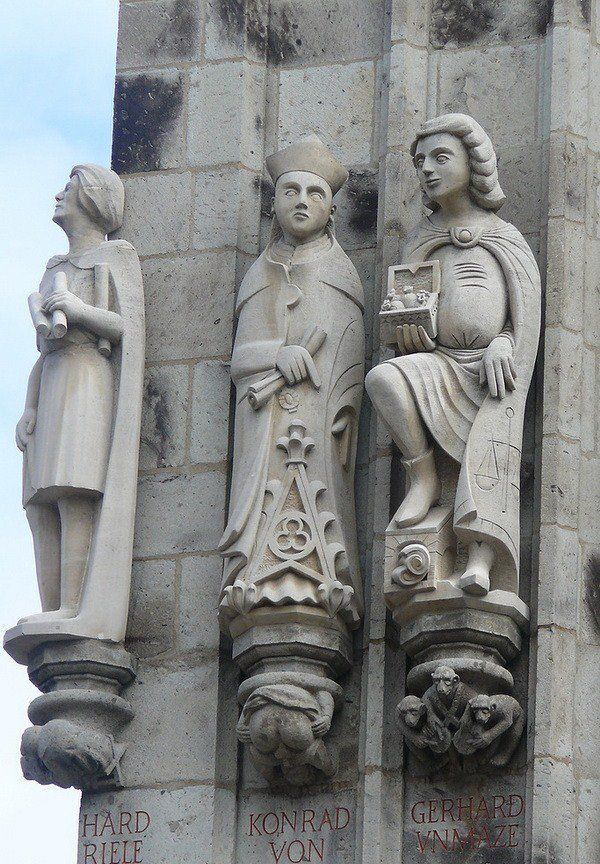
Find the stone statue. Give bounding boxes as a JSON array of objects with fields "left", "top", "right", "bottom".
[
  {"left": 367, "top": 114, "right": 541, "bottom": 596},
  {"left": 12, "top": 164, "right": 145, "bottom": 644},
  {"left": 454, "top": 693, "right": 525, "bottom": 770},
  {"left": 397, "top": 695, "right": 451, "bottom": 771},
  {"left": 236, "top": 683, "right": 337, "bottom": 786},
  {"left": 218, "top": 134, "right": 365, "bottom": 785},
  {"left": 398, "top": 666, "right": 525, "bottom": 772}
]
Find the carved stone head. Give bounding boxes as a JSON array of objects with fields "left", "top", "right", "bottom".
[
  {"left": 410, "top": 113, "right": 505, "bottom": 213},
  {"left": 468, "top": 694, "right": 495, "bottom": 726},
  {"left": 397, "top": 695, "right": 426, "bottom": 729},
  {"left": 431, "top": 664, "right": 460, "bottom": 699},
  {"left": 53, "top": 163, "right": 125, "bottom": 237}
]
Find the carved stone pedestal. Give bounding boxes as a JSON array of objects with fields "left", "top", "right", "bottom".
[
  {"left": 226, "top": 607, "right": 351, "bottom": 786},
  {"left": 7, "top": 638, "right": 135, "bottom": 790}
]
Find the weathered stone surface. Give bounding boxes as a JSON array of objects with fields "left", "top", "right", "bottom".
[
  {"left": 278, "top": 62, "right": 376, "bottom": 164},
  {"left": 190, "top": 360, "right": 230, "bottom": 464},
  {"left": 119, "top": 173, "right": 193, "bottom": 256},
  {"left": 178, "top": 554, "right": 222, "bottom": 653},
  {"left": 574, "top": 645, "right": 600, "bottom": 776},
  {"left": 188, "top": 62, "right": 265, "bottom": 169},
  {"left": 113, "top": 70, "right": 185, "bottom": 173},
  {"left": 142, "top": 251, "right": 236, "bottom": 362},
  {"left": 78, "top": 785, "right": 218, "bottom": 864},
  {"left": 134, "top": 470, "right": 226, "bottom": 557},
  {"left": 140, "top": 364, "right": 189, "bottom": 469},
  {"left": 430, "top": 0, "right": 553, "bottom": 48},
  {"left": 193, "top": 167, "right": 262, "bottom": 252},
  {"left": 117, "top": 0, "right": 202, "bottom": 68},
  {"left": 126, "top": 559, "right": 177, "bottom": 656},
  {"left": 542, "top": 327, "right": 582, "bottom": 441}
]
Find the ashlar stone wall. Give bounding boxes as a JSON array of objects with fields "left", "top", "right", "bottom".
[{"left": 77, "top": 2, "right": 599, "bottom": 863}]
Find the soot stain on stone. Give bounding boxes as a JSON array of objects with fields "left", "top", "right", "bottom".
[
  {"left": 259, "top": 177, "right": 275, "bottom": 218},
  {"left": 142, "top": 377, "right": 172, "bottom": 467},
  {"left": 112, "top": 74, "right": 183, "bottom": 173},
  {"left": 585, "top": 553, "right": 600, "bottom": 630},
  {"left": 215, "top": 0, "right": 298, "bottom": 64},
  {"left": 535, "top": 0, "right": 554, "bottom": 35},
  {"left": 430, "top": 0, "right": 496, "bottom": 47},
  {"left": 579, "top": 0, "right": 591, "bottom": 23},
  {"left": 152, "top": 0, "right": 200, "bottom": 59},
  {"left": 346, "top": 170, "right": 378, "bottom": 232}
]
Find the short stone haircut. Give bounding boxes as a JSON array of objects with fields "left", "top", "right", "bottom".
[
  {"left": 410, "top": 113, "right": 506, "bottom": 212},
  {"left": 71, "top": 164, "right": 125, "bottom": 234},
  {"left": 432, "top": 665, "right": 458, "bottom": 682}
]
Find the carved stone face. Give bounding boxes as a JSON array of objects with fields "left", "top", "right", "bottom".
[
  {"left": 402, "top": 707, "right": 423, "bottom": 729},
  {"left": 434, "top": 671, "right": 459, "bottom": 699},
  {"left": 413, "top": 132, "right": 470, "bottom": 208},
  {"left": 274, "top": 170, "right": 333, "bottom": 243},
  {"left": 473, "top": 706, "right": 492, "bottom": 724},
  {"left": 53, "top": 174, "right": 85, "bottom": 232}
]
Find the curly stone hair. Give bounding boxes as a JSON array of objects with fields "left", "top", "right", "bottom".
[{"left": 410, "top": 113, "right": 506, "bottom": 212}]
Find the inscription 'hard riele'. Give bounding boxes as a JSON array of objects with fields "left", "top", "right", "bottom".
[
  {"left": 248, "top": 806, "right": 351, "bottom": 862},
  {"left": 80, "top": 810, "right": 150, "bottom": 864},
  {"left": 409, "top": 794, "right": 524, "bottom": 854}
]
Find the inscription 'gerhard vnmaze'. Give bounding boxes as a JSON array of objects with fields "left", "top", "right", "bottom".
[
  {"left": 409, "top": 794, "right": 524, "bottom": 854},
  {"left": 248, "top": 805, "right": 351, "bottom": 862}
]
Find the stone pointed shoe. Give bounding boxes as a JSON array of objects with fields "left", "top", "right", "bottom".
[
  {"left": 17, "top": 607, "right": 77, "bottom": 625},
  {"left": 393, "top": 447, "right": 442, "bottom": 528}
]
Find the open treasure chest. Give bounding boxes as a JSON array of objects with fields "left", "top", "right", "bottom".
[{"left": 379, "top": 259, "right": 441, "bottom": 346}]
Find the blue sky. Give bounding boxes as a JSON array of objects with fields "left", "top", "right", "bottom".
[{"left": 0, "top": 4, "right": 119, "bottom": 860}]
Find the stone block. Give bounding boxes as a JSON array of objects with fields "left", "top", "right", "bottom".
[
  {"left": 429, "top": 0, "right": 553, "bottom": 48},
  {"left": 387, "top": 42, "right": 429, "bottom": 151},
  {"left": 122, "top": 661, "right": 219, "bottom": 785},
  {"left": 542, "top": 327, "right": 582, "bottom": 441},
  {"left": 438, "top": 43, "right": 538, "bottom": 147},
  {"left": 539, "top": 435, "right": 581, "bottom": 530},
  {"left": 117, "top": 0, "right": 202, "bottom": 68},
  {"left": 545, "top": 217, "right": 585, "bottom": 333},
  {"left": 573, "top": 644, "right": 600, "bottom": 776},
  {"left": 79, "top": 785, "right": 218, "bottom": 864},
  {"left": 390, "top": 0, "right": 429, "bottom": 46},
  {"left": 190, "top": 360, "right": 231, "bottom": 463},
  {"left": 278, "top": 61, "right": 376, "bottom": 165},
  {"left": 334, "top": 167, "right": 379, "bottom": 252},
  {"left": 581, "top": 346, "right": 598, "bottom": 453},
  {"left": 531, "top": 757, "right": 577, "bottom": 864},
  {"left": 113, "top": 70, "right": 186, "bottom": 173},
  {"left": 193, "top": 167, "right": 262, "bottom": 253},
  {"left": 204, "top": 0, "right": 269, "bottom": 61},
  {"left": 579, "top": 456, "right": 600, "bottom": 544},
  {"left": 589, "top": 45, "right": 600, "bottom": 152},
  {"left": 142, "top": 251, "right": 236, "bottom": 362},
  {"left": 584, "top": 237, "right": 600, "bottom": 347},
  {"left": 126, "top": 559, "right": 177, "bottom": 656},
  {"left": 134, "top": 470, "right": 226, "bottom": 557},
  {"left": 533, "top": 627, "right": 576, "bottom": 761},
  {"left": 140, "top": 364, "right": 189, "bottom": 469},
  {"left": 536, "top": 525, "right": 580, "bottom": 629},
  {"left": 178, "top": 554, "right": 222, "bottom": 653},
  {"left": 546, "top": 133, "right": 587, "bottom": 224},
  {"left": 549, "top": 26, "right": 589, "bottom": 138},
  {"left": 498, "top": 142, "right": 543, "bottom": 236},
  {"left": 578, "top": 779, "right": 600, "bottom": 864},
  {"left": 188, "top": 62, "right": 265, "bottom": 170},
  {"left": 118, "top": 173, "right": 193, "bottom": 256}
]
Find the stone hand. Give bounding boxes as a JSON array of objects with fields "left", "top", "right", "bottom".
[
  {"left": 276, "top": 345, "right": 320, "bottom": 386},
  {"left": 396, "top": 323, "right": 436, "bottom": 354},
  {"left": 480, "top": 336, "right": 517, "bottom": 399},
  {"left": 311, "top": 714, "right": 331, "bottom": 737},
  {"left": 42, "top": 289, "right": 85, "bottom": 324},
  {"left": 15, "top": 408, "right": 37, "bottom": 451}
]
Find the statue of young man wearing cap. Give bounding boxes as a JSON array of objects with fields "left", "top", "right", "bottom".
[{"left": 219, "top": 135, "right": 365, "bottom": 627}]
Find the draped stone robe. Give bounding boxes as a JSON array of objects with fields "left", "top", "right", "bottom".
[
  {"left": 219, "top": 233, "right": 365, "bottom": 611},
  {"left": 382, "top": 219, "right": 541, "bottom": 593}
]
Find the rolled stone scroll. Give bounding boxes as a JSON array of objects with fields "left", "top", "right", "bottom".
[
  {"left": 28, "top": 292, "right": 51, "bottom": 337},
  {"left": 247, "top": 324, "right": 326, "bottom": 411},
  {"left": 50, "top": 272, "right": 68, "bottom": 339}
]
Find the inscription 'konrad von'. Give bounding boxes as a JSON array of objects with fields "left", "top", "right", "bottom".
[
  {"left": 248, "top": 806, "right": 351, "bottom": 862},
  {"left": 410, "top": 794, "right": 524, "bottom": 854}
]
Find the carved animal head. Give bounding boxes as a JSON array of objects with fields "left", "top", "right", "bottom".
[
  {"left": 468, "top": 694, "right": 496, "bottom": 726},
  {"left": 431, "top": 665, "right": 460, "bottom": 699},
  {"left": 397, "top": 695, "right": 426, "bottom": 730}
]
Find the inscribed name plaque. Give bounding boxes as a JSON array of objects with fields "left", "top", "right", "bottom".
[
  {"left": 403, "top": 778, "right": 526, "bottom": 863},
  {"left": 237, "top": 792, "right": 355, "bottom": 863}
]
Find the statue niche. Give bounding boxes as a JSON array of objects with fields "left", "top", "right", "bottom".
[
  {"left": 218, "top": 134, "right": 365, "bottom": 785},
  {"left": 369, "top": 114, "right": 540, "bottom": 765},
  {"left": 4, "top": 165, "right": 144, "bottom": 790}
]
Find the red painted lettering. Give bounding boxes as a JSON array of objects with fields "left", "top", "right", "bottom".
[
  {"left": 281, "top": 811, "right": 297, "bottom": 833},
  {"left": 84, "top": 843, "right": 97, "bottom": 864},
  {"left": 133, "top": 839, "right": 143, "bottom": 863},
  {"left": 262, "top": 813, "right": 280, "bottom": 836},
  {"left": 411, "top": 801, "right": 426, "bottom": 824},
  {"left": 287, "top": 840, "right": 306, "bottom": 863},
  {"left": 508, "top": 795, "right": 524, "bottom": 818},
  {"left": 450, "top": 829, "right": 471, "bottom": 851},
  {"left": 473, "top": 796, "right": 491, "bottom": 820},
  {"left": 83, "top": 813, "right": 99, "bottom": 838},
  {"left": 269, "top": 841, "right": 287, "bottom": 863},
  {"left": 416, "top": 831, "right": 432, "bottom": 853},
  {"left": 508, "top": 824, "right": 519, "bottom": 847},
  {"left": 440, "top": 799, "right": 455, "bottom": 823},
  {"left": 110, "top": 840, "right": 120, "bottom": 864},
  {"left": 307, "top": 838, "right": 325, "bottom": 861},
  {"left": 432, "top": 829, "right": 448, "bottom": 850},
  {"left": 99, "top": 813, "right": 116, "bottom": 836},
  {"left": 119, "top": 812, "right": 133, "bottom": 835},
  {"left": 493, "top": 795, "right": 508, "bottom": 818},
  {"left": 301, "top": 809, "right": 316, "bottom": 832},
  {"left": 456, "top": 797, "right": 474, "bottom": 821},
  {"left": 334, "top": 807, "right": 350, "bottom": 830},
  {"left": 122, "top": 839, "right": 134, "bottom": 864},
  {"left": 249, "top": 812, "right": 262, "bottom": 836},
  {"left": 135, "top": 811, "right": 150, "bottom": 833},
  {"left": 318, "top": 809, "right": 333, "bottom": 831}
]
